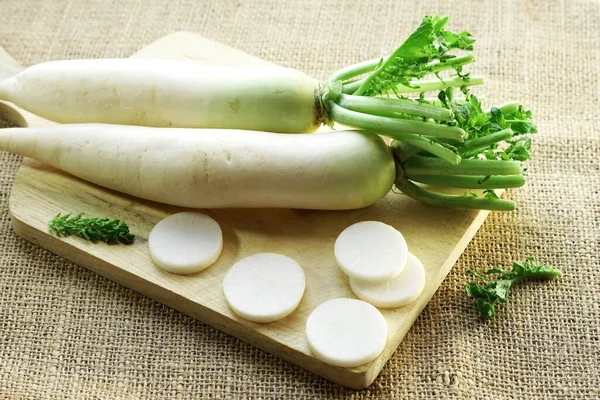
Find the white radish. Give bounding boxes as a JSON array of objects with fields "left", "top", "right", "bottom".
[
  {"left": 0, "top": 124, "right": 395, "bottom": 210},
  {"left": 0, "top": 57, "right": 470, "bottom": 144},
  {"left": 0, "top": 60, "right": 321, "bottom": 134},
  {"left": 349, "top": 252, "right": 426, "bottom": 308},
  {"left": 223, "top": 253, "right": 305, "bottom": 323},
  {"left": 148, "top": 212, "right": 223, "bottom": 275},
  {"left": 305, "top": 298, "right": 387, "bottom": 367},
  {"left": 334, "top": 221, "right": 408, "bottom": 282}
]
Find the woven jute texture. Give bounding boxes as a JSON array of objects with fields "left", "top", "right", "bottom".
[{"left": 1, "top": 0, "right": 599, "bottom": 398}]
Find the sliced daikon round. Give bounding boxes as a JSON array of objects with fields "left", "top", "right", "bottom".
[
  {"left": 148, "top": 212, "right": 223, "bottom": 275},
  {"left": 350, "top": 252, "right": 426, "bottom": 308},
  {"left": 223, "top": 253, "right": 305, "bottom": 323},
  {"left": 305, "top": 298, "right": 388, "bottom": 367},
  {"left": 334, "top": 221, "right": 408, "bottom": 282}
]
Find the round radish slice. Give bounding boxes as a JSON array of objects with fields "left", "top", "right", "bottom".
[
  {"left": 223, "top": 253, "right": 305, "bottom": 323},
  {"left": 334, "top": 221, "right": 408, "bottom": 282},
  {"left": 148, "top": 212, "right": 223, "bottom": 275},
  {"left": 350, "top": 252, "right": 426, "bottom": 308},
  {"left": 305, "top": 298, "right": 387, "bottom": 367}
]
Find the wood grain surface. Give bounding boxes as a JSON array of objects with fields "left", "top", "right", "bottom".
[{"left": 0, "top": 33, "right": 491, "bottom": 389}]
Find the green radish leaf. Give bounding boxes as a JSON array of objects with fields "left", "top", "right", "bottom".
[
  {"left": 437, "top": 86, "right": 537, "bottom": 162},
  {"left": 356, "top": 15, "right": 475, "bottom": 97}
]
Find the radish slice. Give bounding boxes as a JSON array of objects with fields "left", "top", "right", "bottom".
[
  {"left": 305, "top": 298, "right": 387, "bottom": 367},
  {"left": 350, "top": 252, "right": 426, "bottom": 308},
  {"left": 334, "top": 221, "right": 408, "bottom": 282},
  {"left": 223, "top": 253, "right": 306, "bottom": 323},
  {"left": 148, "top": 212, "right": 223, "bottom": 275}
]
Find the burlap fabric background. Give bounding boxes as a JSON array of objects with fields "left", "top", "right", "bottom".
[{"left": 1, "top": 0, "right": 598, "bottom": 398}]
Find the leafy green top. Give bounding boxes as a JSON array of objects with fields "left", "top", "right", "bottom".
[
  {"left": 49, "top": 213, "right": 135, "bottom": 244},
  {"left": 354, "top": 15, "right": 475, "bottom": 96},
  {"left": 437, "top": 87, "right": 537, "bottom": 161},
  {"left": 465, "top": 257, "right": 561, "bottom": 320},
  {"left": 326, "top": 14, "right": 537, "bottom": 210}
]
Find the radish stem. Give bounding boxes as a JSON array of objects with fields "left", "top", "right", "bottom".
[
  {"left": 343, "top": 75, "right": 484, "bottom": 95},
  {"left": 484, "top": 102, "right": 520, "bottom": 117},
  {"left": 329, "top": 56, "right": 389, "bottom": 83},
  {"left": 403, "top": 156, "right": 523, "bottom": 176},
  {"left": 457, "top": 129, "right": 513, "bottom": 153},
  {"left": 392, "top": 76, "right": 484, "bottom": 94},
  {"left": 327, "top": 101, "right": 466, "bottom": 141},
  {"left": 395, "top": 177, "right": 517, "bottom": 211},
  {"left": 429, "top": 55, "right": 475, "bottom": 73},
  {"left": 393, "top": 135, "right": 461, "bottom": 165},
  {"left": 336, "top": 94, "right": 453, "bottom": 121},
  {"left": 407, "top": 174, "right": 526, "bottom": 189},
  {"left": 422, "top": 96, "right": 483, "bottom": 106}
]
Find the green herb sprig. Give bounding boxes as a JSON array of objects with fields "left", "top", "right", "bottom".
[
  {"left": 465, "top": 256, "right": 561, "bottom": 320},
  {"left": 49, "top": 213, "right": 135, "bottom": 244}
]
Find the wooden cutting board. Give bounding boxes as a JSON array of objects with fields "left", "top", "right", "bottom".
[{"left": 0, "top": 33, "right": 492, "bottom": 389}]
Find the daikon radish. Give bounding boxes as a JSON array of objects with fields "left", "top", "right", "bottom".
[
  {"left": 334, "top": 221, "right": 408, "bottom": 282},
  {"left": 0, "top": 15, "right": 478, "bottom": 144},
  {"left": 305, "top": 298, "right": 387, "bottom": 367},
  {"left": 0, "top": 124, "right": 395, "bottom": 210},
  {"left": 223, "top": 253, "right": 305, "bottom": 323},
  {"left": 0, "top": 60, "right": 319, "bottom": 134},
  {"left": 349, "top": 252, "right": 426, "bottom": 308},
  {"left": 148, "top": 212, "right": 223, "bottom": 275}
]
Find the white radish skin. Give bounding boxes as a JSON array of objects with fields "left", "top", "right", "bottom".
[
  {"left": 0, "top": 59, "right": 320, "bottom": 134},
  {"left": 223, "top": 253, "right": 306, "bottom": 323},
  {"left": 305, "top": 298, "right": 388, "bottom": 367},
  {"left": 349, "top": 252, "right": 426, "bottom": 308},
  {"left": 148, "top": 212, "right": 223, "bottom": 275},
  {"left": 0, "top": 124, "right": 395, "bottom": 210}
]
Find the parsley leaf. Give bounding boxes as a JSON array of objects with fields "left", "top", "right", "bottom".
[
  {"left": 465, "top": 257, "right": 561, "bottom": 321},
  {"left": 49, "top": 213, "right": 135, "bottom": 244}
]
